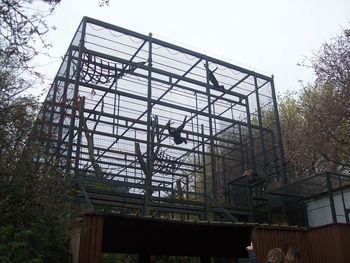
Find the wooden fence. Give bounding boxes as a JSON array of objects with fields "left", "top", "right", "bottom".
[
  {"left": 73, "top": 214, "right": 350, "bottom": 263},
  {"left": 254, "top": 224, "right": 350, "bottom": 263},
  {"left": 308, "top": 224, "right": 350, "bottom": 263}
]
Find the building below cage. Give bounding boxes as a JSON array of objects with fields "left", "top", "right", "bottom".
[{"left": 70, "top": 213, "right": 350, "bottom": 263}]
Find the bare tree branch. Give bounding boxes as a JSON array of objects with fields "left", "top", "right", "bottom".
[{"left": 78, "top": 96, "right": 102, "bottom": 177}]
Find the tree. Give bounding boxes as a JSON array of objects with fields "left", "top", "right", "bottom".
[
  {"left": 307, "top": 29, "right": 350, "bottom": 171},
  {"left": 313, "top": 29, "right": 350, "bottom": 93},
  {"left": 279, "top": 28, "right": 350, "bottom": 178},
  {"left": 0, "top": 0, "right": 108, "bottom": 74},
  {"left": 301, "top": 84, "right": 350, "bottom": 172},
  {"left": 0, "top": 0, "right": 61, "bottom": 73},
  {"left": 0, "top": 1, "right": 122, "bottom": 261},
  {"left": 99, "top": 0, "right": 109, "bottom": 7},
  {"left": 0, "top": 1, "right": 76, "bottom": 261},
  {"left": 0, "top": 63, "right": 78, "bottom": 262},
  {"left": 278, "top": 92, "right": 319, "bottom": 180}
]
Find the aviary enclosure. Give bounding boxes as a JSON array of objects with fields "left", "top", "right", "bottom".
[{"left": 33, "top": 17, "right": 286, "bottom": 222}]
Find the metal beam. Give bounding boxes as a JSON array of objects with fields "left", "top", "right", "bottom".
[{"left": 83, "top": 16, "right": 273, "bottom": 82}]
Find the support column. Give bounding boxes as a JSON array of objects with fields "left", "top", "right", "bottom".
[
  {"left": 201, "top": 124, "right": 208, "bottom": 220},
  {"left": 45, "top": 79, "right": 58, "bottom": 163},
  {"left": 144, "top": 33, "right": 153, "bottom": 216},
  {"left": 222, "top": 157, "right": 228, "bottom": 202},
  {"left": 270, "top": 76, "right": 287, "bottom": 185},
  {"left": 338, "top": 173, "right": 349, "bottom": 223},
  {"left": 205, "top": 59, "right": 218, "bottom": 201},
  {"left": 75, "top": 96, "right": 85, "bottom": 172},
  {"left": 248, "top": 185, "right": 255, "bottom": 223},
  {"left": 66, "top": 20, "right": 87, "bottom": 173},
  {"left": 326, "top": 173, "right": 337, "bottom": 223},
  {"left": 245, "top": 98, "right": 256, "bottom": 172},
  {"left": 254, "top": 76, "right": 267, "bottom": 171},
  {"left": 55, "top": 48, "right": 73, "bottom": 167}
]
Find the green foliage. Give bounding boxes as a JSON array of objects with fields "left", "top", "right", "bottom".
[
  {"left": 0, "top": 166, "right": 74, "bottom": 262},
  {"left": 278, "top": 28, "right": 350, "bottom": 179},
  {"left": 1, "top": 225, "right": 42, "bottom": 262},
  {"left": 0, "top": 0, "right": 61, "bottom": 74},
  {"left": 278, "top": 92, "right": 303, "bottom": 124},
  {"left": 0, "top": 2, "right": 124, "bottom": 263},
  {"left": 0, "top": 221, "right": 70, "bottom": 262},
  {"left": 0, "top": 60, "right": 75, "bottom": 263},
  {"left": 103, "top": 253, "right": 138, "bottom": 263}
]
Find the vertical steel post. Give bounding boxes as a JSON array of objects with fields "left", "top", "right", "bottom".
[
  {"left": 245, "top": 98, "right": 256, "bottom": 172},
  {"left": 144, "top": 33, "right": 153, "bottom": 216},
  {"left": 254, "top": 76, "right": 268, "bottom": 171},
  {"left": 56, "top": 48, "right": 73, "bottom": 167},
  {"left": 213, "top": 102, "right": 222, "bottom": 200},
  {"left": 338, "top": 174, "right": 350, "bottom": 223},
  {"left": 326, "top": 173, "right": 337, "bottom": 223},
  {"left": 45, "top": 79, "right": 58, "bottom": 163},
  {"left": 238, "top": 124, "right": 245, "bottom": 174},
  {"left": 186, "top": 176, "right": 189, "bottom": 201},
  {"left": 246, "top": 96, "right": 257, "bottom": 221},
  {"left": 201, "top": 124, "right": 208, "bottom": 220},
  {"left": 248, "top": 184, "right": 255, "bottom": 222},
  {"left": 75, "top": 96, "right": 85, "bottom": 173},
  {"left": 195, "top": 92, "right": 200, "bottom": 199},
  {"left": 112, "top": 87, "right": 119, "bottom": 136},
  {"left": 303, "top": 200, "right": 309, "bottom": 227},
  {"left": 270, "top": 132, "right": 279, "bottom": 176},
  {"left": 270, "top": 76, "right": 287, "bottom": 184},
  {"left": 222, "top": 157, "right": 228, "bottom": 202},
  {"left": 66, "top": 19, "right": 87, "bottom": 174},
  {"left": 205, "top": 60, "right": 218, "bottom": 201}
]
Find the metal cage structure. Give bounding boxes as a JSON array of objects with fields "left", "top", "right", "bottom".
[{"left": 33, "top": 17, "right": 287, "bottom": 222}]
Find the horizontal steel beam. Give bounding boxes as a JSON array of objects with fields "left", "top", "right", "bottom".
[
  {"left": 71, "top": 45, "right": 248, "bottom": 101},
  {"left": 83, "top": 16, "right": 273, "bottom": 82}
]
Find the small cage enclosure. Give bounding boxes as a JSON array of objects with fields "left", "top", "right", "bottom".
[{"left": 33, "top": 17, "right": 286, "bottom": 222}]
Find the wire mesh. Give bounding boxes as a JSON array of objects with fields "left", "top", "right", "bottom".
[{"left": 32, "top": 17, "right": 285, "bottom": 220}]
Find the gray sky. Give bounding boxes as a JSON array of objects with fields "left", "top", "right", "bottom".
[{"left": 35, "top": 0, "right": 350, "bottom": 97}]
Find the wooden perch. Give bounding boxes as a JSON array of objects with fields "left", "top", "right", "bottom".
[
  {"left": 135, "top": 142, "right": 147, "bottom": 176},
  {"left": 151, "top": 116, "right": 166, "bottom": 166},
  {"left": 78, "top": 96, "right": 103, "bottom": 177},
  {"left": 176, "top": 179, "right": 184, "bottom": 200},
  {"left": 135, "top": 141, "right": 152, "bottom": 204},
  {"left": 135, "top": 116, "right": 167, "bottom": 198}
]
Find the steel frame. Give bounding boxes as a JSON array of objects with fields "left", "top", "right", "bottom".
[
  {"left": 34, "top": 17, "right": 286, "bottom": 221},
  {"left": 266, "top": 172, "right": 350, "bottom": 225}
]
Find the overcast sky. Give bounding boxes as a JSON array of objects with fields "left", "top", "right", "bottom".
[{"left": 35, "top": 0, "right": 350, "bottom": 97}]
